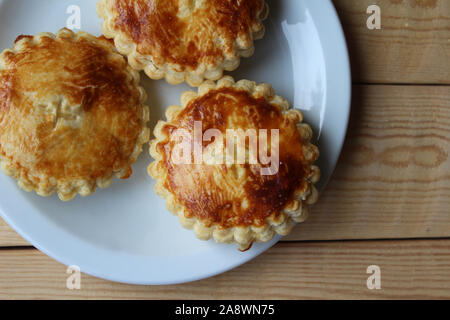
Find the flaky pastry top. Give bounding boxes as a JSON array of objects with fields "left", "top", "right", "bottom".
[
  {"left": 0, "top": 29, "right": 149, "bottom": 200},
  {"left": 98, "top": 0, "right": 268, "bottom": 86},
  {"left": 150, "top": 77, "right": 319, "bottom": 231}
]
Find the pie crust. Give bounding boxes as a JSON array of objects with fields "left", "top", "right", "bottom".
[
  {"left": 148, "top": 76, "right": 320, "bottom": 250},
  {"left": 0, "top": 29, "right": 150, "bottom": 201},
  {"left": 97, "top": 0, "right": 269, "bottom": 86}
]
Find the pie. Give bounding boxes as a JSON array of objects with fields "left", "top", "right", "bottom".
[
  {"left": 97, "top": 0, "right": 269, "bottom": 86},
  {"left": 0, "top": 29, "right": 150, "bottom": 201},
  {"left": 148, "top": 76, "right": 320, "bottom": 250}
]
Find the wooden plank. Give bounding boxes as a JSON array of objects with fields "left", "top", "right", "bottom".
[
  {"left": 0, "top": 219, "right": 26, "bottom": 247},
  {"left": 0, "top": 240, "right": 448, "bottom": 299},
  {"left": 288, "top": 84, "right": 450, "bottom": 240},
  {"left": 0, "top": 85, "right": 449, "bottom": 246},
  {"left": 333, "top": 0, "right": 450, "bottom": 84}
]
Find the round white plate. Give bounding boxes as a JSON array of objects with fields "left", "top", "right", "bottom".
[{"left": 0, "top": 0, "right": 350, "bottom": 285}]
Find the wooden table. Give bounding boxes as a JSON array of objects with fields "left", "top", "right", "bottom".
[{"left": 1, "top": 0, "right": 449, "bottom": 299}]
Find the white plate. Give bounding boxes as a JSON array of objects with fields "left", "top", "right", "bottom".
[{"left": 0, "top": 0, "right": 350, "bottom": 285}]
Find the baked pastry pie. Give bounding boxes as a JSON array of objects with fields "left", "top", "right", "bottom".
[
  {"left": 0, "top": 29, "right": 150, "bottom": 201},
  {"left": 148, "top": 76, "right": 320, "bottom": 250},
  {"left": 97, "top": 0, "right": 268, "bottom": 86}
]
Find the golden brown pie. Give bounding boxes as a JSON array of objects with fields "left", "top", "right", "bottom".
[
  {"left": 97, "top": 0, "right": 269, "bottom": 86},
  {"left": 0, "top": 29, "right": 150, "bottom": 201},
  {"left": 148, "top": 76, "right": 320, "bottom": 250}
]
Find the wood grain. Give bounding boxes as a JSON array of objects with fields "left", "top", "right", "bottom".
[
  {"left": 0, "top": 219, "right": 25, "bottom": 247},
  {"left": 0, "top": 240, "right": 448, "bottom": 299},
  {"left": 287, "top": 84, "right": 450, "bottom": 240},
  {"left": 0, "top": 85, "right": 448, "bottom": 246},
  {"left": 333, "top": 0, "right": 450, "bottom": 84}
]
